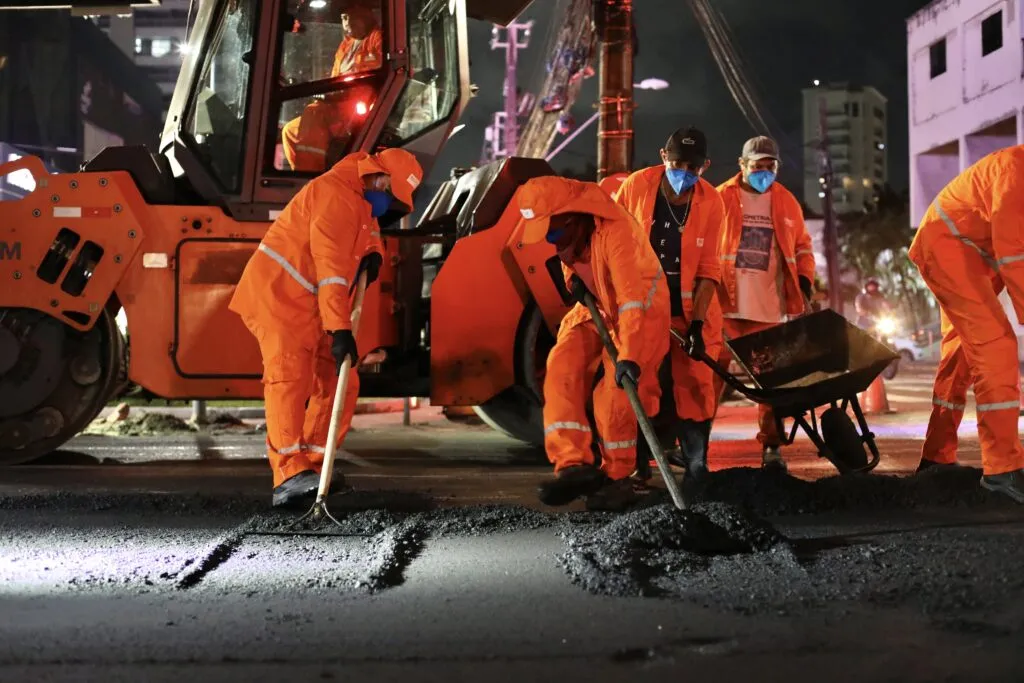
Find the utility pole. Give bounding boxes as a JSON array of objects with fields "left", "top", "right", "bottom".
[
  {"left": 817, "top": 98, "right": 843, "bottom": 313},
  {"left": 596, "top": 0, "right": 634, "bottom": 182},
  {"left": 481, "top": 20, "right": 532, "bottom": 163}
]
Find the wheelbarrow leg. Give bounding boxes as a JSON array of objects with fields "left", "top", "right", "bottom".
[
  {"left": 849, "top": 395, "right": 882, "bottom": 471},
  {"left": 791, "top": 413, "right": 842, "bottom": 470}
]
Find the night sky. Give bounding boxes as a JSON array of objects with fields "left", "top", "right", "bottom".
[{"left": 428, "top": 0, "right": 935, "bottom": 196}]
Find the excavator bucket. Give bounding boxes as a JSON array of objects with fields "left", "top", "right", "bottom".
[{"left": 465, "top": 0, "right": 534, "bottom": 25}]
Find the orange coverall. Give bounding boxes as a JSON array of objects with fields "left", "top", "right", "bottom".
[
  {"left": 614, "top": 167, "right": 725, "bottom": 422},
  {"left": 229, "top": 149, "right": 422, "bottom": 486},
  {"left": 517, "top": 176, "right": 671, "bottom": 481},
  {"left": 282, "top": 29, "right": 384, "bottom": 172},
  {"left": 714, "top": 173, "right": 816, "bottom": 445},
  {"left": 910, "top": 144, "right": 1024, "bottom": 476}
]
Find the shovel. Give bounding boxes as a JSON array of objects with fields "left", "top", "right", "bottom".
[
  {"left": 582, "top": 293, "right": 688, "bottom": 510},
  {"left": 290, "top": 270, "right": 369, "bottom": 529}
]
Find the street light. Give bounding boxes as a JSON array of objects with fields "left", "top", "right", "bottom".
[{"left": 634, "top": 78, "right": 669, "bottom": 91}]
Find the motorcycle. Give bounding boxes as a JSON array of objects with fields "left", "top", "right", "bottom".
[{"left": 871, "top": 314, "right": 900, "bottom": 380}]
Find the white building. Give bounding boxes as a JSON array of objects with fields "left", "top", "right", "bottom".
[
  {"left": 801, "top": 83, "right": 888, "bottom": 215},
  {"left": 93, "top": 0, "right": 191, "bottom": 121},
  {"left": 907, "top": 0, "right": 1024, "bottom": 356},
  {"left": 907, "top": 0, "right": 1023, "bottom": 225}
]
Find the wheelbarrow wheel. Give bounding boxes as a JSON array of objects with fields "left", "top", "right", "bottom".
[{"left": 819, "top": 407, "right": 868, "bottom": 473}]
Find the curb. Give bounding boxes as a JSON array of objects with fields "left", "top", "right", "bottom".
[{"left": 100, "top": 398, "right": 426, "bottom": 420}]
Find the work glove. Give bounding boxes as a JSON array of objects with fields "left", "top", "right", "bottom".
[
  {"left": 568, "top": 274, "right": 591, "bottom": 305},
  {"left": 614, "top": 360, "right": 641, "bottom": 390},
  {"left": 329, "top": 330, "right": 358, "bottom": 373},
  {"left": 798, "top": 275, "right": 814, "bottom": 303},
  {"left": 357, "top": 252, "right": 383, "bottom": 287},
  {"left": 682, "top": 319, "right": 705, "bottom": 358}
]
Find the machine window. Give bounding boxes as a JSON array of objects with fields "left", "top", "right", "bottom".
[
  {"left": 379, "top": 0, "right": 459, "bottom": 146},
  {"left": 272, "top": 0, "right": 386, "bottom": 173},
  {"left": 183, "top": 0, "right": 260, "bottom": 194}
]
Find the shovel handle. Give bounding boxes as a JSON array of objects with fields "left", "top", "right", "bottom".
[
  {"left": 315, "top": 271, "right": 369, "bottom": 501},
  {"left": 582, "top": 294, "right": 687, "bottom": 510}
]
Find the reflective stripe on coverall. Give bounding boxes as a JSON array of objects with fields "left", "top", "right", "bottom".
[
  {"left": 909, "top": 144, "right": 1024, "bottom": 476},
  {"left": 517, "top": 176, "right": 671, "bottom": 480},
  {"left": 282, "top": 29, "right": 384, "bottom": 172},
  {"left": 713, "top": 173, "right": 816, "bottom": 447},
  {"left": 614, "top": 167, "right": 725, "bottom": 422},
  {"left": 229, "top": 149, "right": 423, "bottom": 486}
]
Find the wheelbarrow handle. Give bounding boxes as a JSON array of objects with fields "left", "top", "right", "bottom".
[
  {"left": 668, "top": 328, "right": 771, "bottom": 403},
  {"left": 582, "top": 293, "right": 688, "bottom": 510}
]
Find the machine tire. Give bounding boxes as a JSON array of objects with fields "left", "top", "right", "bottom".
[
  {"left": 819, "top": 406, "right": 868, "bottom": 473},
  {"left": 0, "top": 306, "right": 124, "bottom": 465},
  {"left": 473, "top": 301, "right": 555, "bottom": 447}
]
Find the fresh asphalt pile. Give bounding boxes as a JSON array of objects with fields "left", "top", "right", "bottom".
[{"left": 559, "top": 465, "right": 1024, "bottom": 632}]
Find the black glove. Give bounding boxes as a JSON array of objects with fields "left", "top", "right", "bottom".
[
  {"left": 358, "top": 252, "right": 383, "bottom": 286},
  {"left": 683, "top": 319, "right": 705, "bottom": 358},
  {"left": 329, "top": 330, "right": 358, "bottom": 372},
  {"left": 568, "top": 274, "right": 590, "bottom": 305},
  {"left": 614, "top": 360, "right": 641, "bottom": 389},
  {"left": 798, "top": 275, "right": 814, "bottom": 302}
]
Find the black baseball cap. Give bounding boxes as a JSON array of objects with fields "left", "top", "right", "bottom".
[{"left": 663, "top": 127, "right": 708, "bottom": 165}]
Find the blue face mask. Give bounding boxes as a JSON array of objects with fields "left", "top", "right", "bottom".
[
  {"left": 666, "top": 167, "right": 700, "bottom": 194},
  {"left": 364, "top": 190, "right": 394, "bottom": 218},
  {"left": 747, "top": 170, "right": 776, "bottom": 194},
  {"left": 545, "top": 227, "right": 567, "bottom": 245}
]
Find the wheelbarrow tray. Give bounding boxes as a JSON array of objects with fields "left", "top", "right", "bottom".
[{"left": 723, "top": 308, "right": 899, "bottom": 418}]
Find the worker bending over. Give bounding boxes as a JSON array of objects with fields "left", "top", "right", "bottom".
[
  {"left": 910, "top": 144, "right": 1024, "bottom": 502},
  {"left": 230, "top": 148, "right": 422, "bottom": 507},
  {"left": 614, "top": 126, "right": 725, "bottom": 481},
  {"left": 714, "top": 136, "right": 815, "bottom": 470},
  {"left": 517, "top": 176, "right": 670, "bottom": 509},
  {"left": 282, "top": 3, "right": 384, "bottom": 172}
]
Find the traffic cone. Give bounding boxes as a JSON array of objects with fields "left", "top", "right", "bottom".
[{"left": 858, "top": 376, "right": 892, "bottom": 415}]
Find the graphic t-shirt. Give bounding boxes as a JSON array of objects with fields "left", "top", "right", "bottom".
[
  {"left": 651, "top": 190, "right": 688, "bottom": 317},
  {"left": 726, "top": 189, "right": 786, "bottom": 323}
]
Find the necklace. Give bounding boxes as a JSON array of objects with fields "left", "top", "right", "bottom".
[{"left": 661, "top": 186, "right": 692, "bottom": 232}]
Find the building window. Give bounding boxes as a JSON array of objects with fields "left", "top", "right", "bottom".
[
  {"left": 851, "top": 102, "right": 859, "bottom": 117},
  {"left": 930, "top": 38, "right": 947, "bottom": 78},
  {"left": 982, "top": 11, "right": 1003, "bottom": 56},
  {"left": 873, "top": 107, "right": 884, "bottom": 120}
]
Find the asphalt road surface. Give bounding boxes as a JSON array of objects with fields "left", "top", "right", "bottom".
[{"left": 2, "top": 365, "right": 1024, "bottom": 682}]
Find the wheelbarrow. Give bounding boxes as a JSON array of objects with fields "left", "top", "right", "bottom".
[{"left": 675, "top": 308, "right": 899, "bottom": 474}]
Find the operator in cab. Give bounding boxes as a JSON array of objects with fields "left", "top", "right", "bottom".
[
  {"left": 910, "top": 144, "right": 1024, "bottom": 502},
  {"left": 281, "top": 1, "right": 384, "bottom": 172},
  {"left": 230, "top": 148, "right": 423, "bottom": 508},
  {"left": 613, "top": 126, "right": 725, "bottom": 483},
  {"left": 517, "top": 176, "right": 670, "bottom": 511},
  {"left": 712, "top": 135, "right": 816, "bottom": 472}
]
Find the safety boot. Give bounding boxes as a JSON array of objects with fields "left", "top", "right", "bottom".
[
  {"left": 980, "top": 469, "right": 1024, "bottom": 504},
  {"left": 585, "top": 477, "right": 649, "bottom": 512},
  {"left": 673, "top": 419, "right": 710, "bottom": 483},
  {"left": 916, "top": 458, "right": 959, "bottom": 473},
  {"left": 538, "top": 464, "right": 608, "bottom": 506},
  {"left": 271, "top": 470, "right": 321, "bottom": 508},
  {"left": 761, "top": 446, "right": 787, "bottom": 472}
]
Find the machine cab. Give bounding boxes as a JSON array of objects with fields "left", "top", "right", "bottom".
[{"left": 162, "top": 0, "right": 470, "bottom": 220}]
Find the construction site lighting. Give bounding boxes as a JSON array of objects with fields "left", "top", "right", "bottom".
[{"left": 634, "top": 78, "right": 669, "bottom": 91}]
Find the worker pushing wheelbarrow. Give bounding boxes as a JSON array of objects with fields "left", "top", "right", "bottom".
[{"left": 673, "top": 307, "right": 899, "bottom": 474}]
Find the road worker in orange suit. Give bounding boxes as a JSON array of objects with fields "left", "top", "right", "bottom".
[
  {"left": 614, "top": 126, "right": 725, "bottom": 482},
  {"left": 282, "top": 3, "right": 384, "bottom": 172},
  {"left": 910, "top": 144, "right": 1024, "bottom": 502},
  {"left": 229, "top": 148, "right": 423, "bottom": 507},
  {"left": 516, "top": 176, "right": 670, "bottom": 509},
  {"left": 714, "top": 135, "right": 816, "bottom": 471}
]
